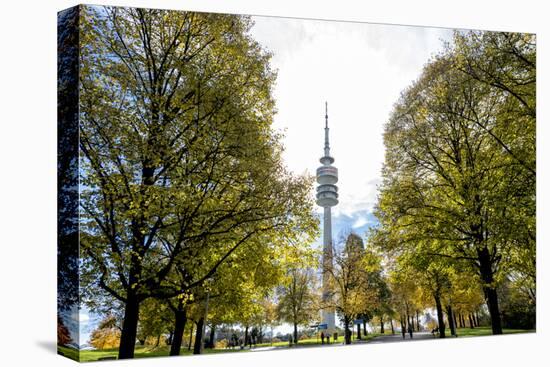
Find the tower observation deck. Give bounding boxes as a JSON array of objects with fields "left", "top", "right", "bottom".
[
  {"left": 317, "top": 102, "right": 337, "bottom": 335},
  {"left": 316, "top": 103, "right": 338, "bottom": 207}
]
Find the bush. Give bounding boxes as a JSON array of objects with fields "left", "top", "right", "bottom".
[{"left": 215, "top": 339, "right": 229, "bottom": 349}]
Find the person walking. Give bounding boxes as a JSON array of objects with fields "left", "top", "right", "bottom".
[
  {"left": 408, "top": 324, "right": 413, "bottom": 339},
  {"left": 321, "top": 332, "right": 325, "bottom": 345}
]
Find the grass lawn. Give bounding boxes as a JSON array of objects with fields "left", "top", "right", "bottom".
[
  {"left": 58, "top": 333, "right": 382, "bottom": 362},
  {"left": 57, "top": 345, "right": 80, "bottom": 361},
  {"left": 58, "top": 345, "right": 249, "bottom": 362},
  {"left": 58, "top": 328, "right": 533, "bottom": 362},
  {"left": 256, "top": 337, "right": 323, "bottom": 348},
  {"left": 255, "top": 332, "right": 381, "bottom": 348},
  {"left": 454, "top": 326, "right": 534, "bottom": 338}
]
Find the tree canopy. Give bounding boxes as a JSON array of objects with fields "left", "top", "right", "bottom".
[
  {"left": 372, "top": 30, "right": 535, "bottom": 336},
  {"left": 78, "top": 5, "right": 317, "bottom": 359}
]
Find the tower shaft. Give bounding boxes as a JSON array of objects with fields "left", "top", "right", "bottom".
[
  {"left": 321, "top": 207, "right": 336, "bottom": 331},
  {"left": 316, "top": 102, "right": 338, "bottom": 335}
]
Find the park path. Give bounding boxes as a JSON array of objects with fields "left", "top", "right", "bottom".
[
  {"left": 368, "top": 331, "right": 435, "bottom": 344},
  {"left": 249, "top": 331, "right": 435, "bottom": 352}
]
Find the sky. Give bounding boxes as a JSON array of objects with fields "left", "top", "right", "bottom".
[
  {"left": 249, "top": 16, "right": 452, "bottom": 244},
  {"left": 76, "top": 15, "right": 453, "bottom": 346}
]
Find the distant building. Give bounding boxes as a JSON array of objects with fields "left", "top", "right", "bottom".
[{"left": 345, "top": 233, "right": 364, "bottom": 254}]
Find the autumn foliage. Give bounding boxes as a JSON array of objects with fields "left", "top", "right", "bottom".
[
  {"left": 57, "top": 316, "right": 72, "bottom": 346},
  {"left": 90, "top": 316, "right": 121, "bottom": 350}
]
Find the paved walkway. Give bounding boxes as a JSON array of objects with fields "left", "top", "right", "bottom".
[
  {"left": 368, "top": 332, "right": 435, "bottom": 344},
  {"left": 249, "top": 332, "right": 436, "bottom": 352}
]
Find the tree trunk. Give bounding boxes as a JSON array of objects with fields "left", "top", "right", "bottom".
[
  {"left": 390, "top": 319, "right": 395, "bottom": 335},
  {"left": 167, "top": 330, "right": 173, "bottom": 345},
  {"left": 468, "top": 314, "right": 474, "bottom": 328},
  {"left": 293, "top": 322, "right": 298, "bottom": 344},
  {"left": 170, "top": 307, "right": 187, "bottom": 356},
  {"left": 363, "top": 321, "right": 368, "bottom": 335},
  {"left": 453, "top": 312, "right": 458, "bottom": 330},
  {"left": 188, "top": 322, "right": 194, "bottom": 351},
  {"left": 416, "top": 311, "right": 420, "bottom": 331},
  {"left": 380, "top": 316, "right": 384, "bottom": 334},
  {"left": 118, "top": 291, "right": 140, "bottom": 359},
  {"left": 478, "top": 246, "right": 503, "bottom": 334},
  {"left": 193, "top": 317, "right": 204, "bottom": 355},
  {"left": 434, "top": 291, "right": 446, "bottom": 338},
  {"left": 357, "top": 323, "right": 362, "bottom": 340},
  {"left": 244, "top": 326, "right": 249, "bottom": 348},
  {"left": 400, "top": 316, "right": 406, "bottom": 339},
  {"left": 447, "top": 305, "right": 456, "bottom": 336},
  {"left": 118, "top": 137, "right": 159, "bottom": 360},
  {"left": 405, "top": 302, "right": 411, "bottom": 331},
  {"left": 207, "top": 324, "right": 216, "bottom": 348},
  {"left": 486, "top": 287, "right": 502, "bottom": 334},
  {"left": 195, "top": 291, "right": 210, "bottom": 353},
  {"left": 344, "top": 317, "right": 352, "bottom": 344}
]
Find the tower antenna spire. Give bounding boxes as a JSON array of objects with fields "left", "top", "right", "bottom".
[
  {"left": 324, "top": 101, "right": 331, "bottom": 157},
  {"left": 325, "top": 101, "right": 328, "bottom": 128}
]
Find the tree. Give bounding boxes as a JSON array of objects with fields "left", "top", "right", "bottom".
[
  {"left": 258, "top": 297, "right": 279, "bottom": 344},
  {"left": 451, "top": 30, "right": 536, "bottom": 321},
  {"left": 452, "top": 31, "right": 536, "bottom": 161},
  {"left": 58, "top": 8, "right": 81, "bottom": 342},
  {"left": 136, "top": 298, "right": 172, "bottom": 347},
  {"left": 276, "top": 266, "right": 319, "bottom": 344},
  {"left": 165, "top": 224, "right": 316, "bottom": 354},
  {"left": 328, "top": 233, "right": 380, "bottom": 344},
  {"left": 386, "top": 259, "right": 429, "bottom": 337},
  {"left": 447, "top": 268, "right": 485, "bottom": 330},
  {"left": 78, "top": 5, "right": 317, "bottom": 359},
  {"left": 90, "top": 315, "right": 122, "bottom": 350},
  {"left": 57, "top": 316, "right": 73, "bottom": 346},
  {"left": 498, "top": 275, "right": 536, "bottom": 329},
  {"left": 374, "top": 31, "right": 535, "bottom": 335}
]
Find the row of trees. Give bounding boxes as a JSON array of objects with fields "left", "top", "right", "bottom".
[
  {"left": 76, "top": 6, "right": 318, "bottom": 359},
  {"left": 66, "top": 6, "right": 395, "bottom": 356},
  {"left": 371, "top": 30, "right": 536, "bottom": 336},
  {"left": 85, "top": 221, "right": 510, "bottom": 353},
  {"left": 86, "top": 231, "right": 397, "bottom": 351}
]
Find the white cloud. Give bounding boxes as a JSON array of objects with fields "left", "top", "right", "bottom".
[
  {"left": 79, "top": 312, "right": 90, "bottom": 323},
  {"left": 352, "top": 215, "right": 368, "bottom": 229},
  {"left": 250, "top": 16, "right": 452, "bottom": 218}
]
